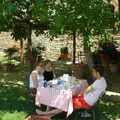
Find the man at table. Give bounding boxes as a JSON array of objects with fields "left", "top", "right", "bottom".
[{"left": 36, "top": 64, "right": 107, "bottom": 117}]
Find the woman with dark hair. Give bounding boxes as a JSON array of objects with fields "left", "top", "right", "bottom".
[{"left": 43, "top": 60, "right": 56, "bottom": 81}]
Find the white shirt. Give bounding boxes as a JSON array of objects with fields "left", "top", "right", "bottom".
[
  {"left": 84, "top": 77, "right": 107, "bottom": 105},
  {"left": 29, "top": 70, "right": 44, "bottom": 88}
]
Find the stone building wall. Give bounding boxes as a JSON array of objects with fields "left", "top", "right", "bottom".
[
  {"left": 0, "top": 32, "right": 14, "bottom": 48},
  {"left": 31, "top": 32, "right": 84, "bottom": 61},
  {"left": 0, "top": 31, "right": 84, "bottom": 61}
]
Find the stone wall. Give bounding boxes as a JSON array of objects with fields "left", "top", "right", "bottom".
[
  {"left": 0, "top": 32, "right": 14, "bottom": 48},
  {"left": 31, "top": 32, "right": 84, "bottom": 61},
  {"left": 0, "top": 31, "right": 84, "bottom": 61}
]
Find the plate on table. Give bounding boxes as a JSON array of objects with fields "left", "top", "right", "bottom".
[{"left": 47, "top": 80, "right": 58, "bottom": 87}]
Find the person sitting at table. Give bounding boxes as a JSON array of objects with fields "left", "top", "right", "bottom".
[
  {"left": 43, "top": 60, "right": 56, "bottom": 112},
  {"left": 36, "top": 64, "right": 107, "bottom": 117},
  {"left": 43, "top": 60, "right": 56, "bottom": 82},
  {"left": 29, "top": 62, "right": 44, "bottom": 97}
]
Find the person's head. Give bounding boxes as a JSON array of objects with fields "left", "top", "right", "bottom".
[
  {"left": 44, "top": 60, "right": 52, "bottom": 70},
  {"left": 92, "top": 64, "right": 104, "bottom": 79},
  {"left": 35, "top": 62, "right": 43, "bottom": 72}
]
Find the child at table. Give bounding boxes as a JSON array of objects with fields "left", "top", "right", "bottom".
[
  {"left": 29, "top": 62, "right": 44, "bottom": 96},
  {"left": 36, "top": 64, "right": 107, "bottom": 117}
]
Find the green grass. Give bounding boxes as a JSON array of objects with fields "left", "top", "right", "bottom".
[
  {"left": 0, "top": 111, "right": 27, "bottom": 120},
  {"left": 0, "top": 53, "right": 35, "bottom": 120},
  {"left": 0, "top": 69, "right": 35, "bottom": 120},
  {"left": 0, "top": 54, "right": 120, "bottom": 120},
  {"left": 99, "top": 100, "right": 120, "bottom": 120}
]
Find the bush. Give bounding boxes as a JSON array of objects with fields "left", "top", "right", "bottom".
[
  {"left": 24, "top": 43, "right": 45, "bottom": 63},
  {"left": 60, "top": 47, "right": 68, "bottom": 54}
]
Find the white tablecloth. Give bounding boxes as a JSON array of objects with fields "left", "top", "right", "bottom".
[{"left": 35, "top": 80, "right": 88, "bottom": 117}]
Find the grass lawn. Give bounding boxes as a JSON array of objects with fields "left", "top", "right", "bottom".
[
  {"left": 0, "top": 53, "right": 120, "bottom": 120},
  {"left": 0, "top": 52, "right": 35, "bottom": 120}
]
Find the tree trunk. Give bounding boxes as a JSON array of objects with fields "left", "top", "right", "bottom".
[
  {"left": 83, "top": 35, "right": 94, "bottom": 79},
  {"left": 26, "top": 21, "right": 33, "bottom": 72},
  {"left": 73, "top": 31, "right": 76, "bottom": 64},
  {"left": 20, "top": 39, "right": 24, "bottom": 61},
  {"left": 118, "top": 0, "right": 120, "bottom": 12}
]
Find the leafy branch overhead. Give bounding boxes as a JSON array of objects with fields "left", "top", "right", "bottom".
[
  {"left": 0, "top": 0, "right": 48, "bottom": 35},
  {"left": 0, "top": 0, "right": 116, "bottom": 67},
  {"left": 0, "top": 0, "right": 16, "bottom": 31},
  {"left": 48, "top": 0, "right": 112, "bottom": 36}
]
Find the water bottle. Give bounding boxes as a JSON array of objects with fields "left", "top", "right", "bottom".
[
  {"left": 57, "top": 76, "right": 63, "bottom": 85},
  {"left": 43, "top": 80, "right": 47, "bottom": 88}
]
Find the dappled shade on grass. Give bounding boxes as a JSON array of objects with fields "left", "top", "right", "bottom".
[
  {"left": 0, "top": 55, "right": 120, "bottom": 120},
  {"left": 0, "top": 62, "right": 35, "bottom": 120},
  {"left": 0, "top": 111, "right": 27, "bottom": 120}
]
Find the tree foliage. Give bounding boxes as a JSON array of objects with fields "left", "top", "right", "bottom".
[
  {"left": 0, "top": 0, "right": 16, "bottom": 31},
  {"left": 48, "top": 0, "right": 112, "bottom": 43},
  {"left": 0, "top": 0, "right": 49, "bottom": 71},
  {"left": 0, "top": 0, "right": 114, "bottom": 68},
  {"left": 0, "top": 0, "right": 48, "bottom": 37},
  {"left": 48, "top": 0, "right": 113, "bottom": 70}
]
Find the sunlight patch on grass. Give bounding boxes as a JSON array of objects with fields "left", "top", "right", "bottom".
[
  {"left": 0, "top": 78, "right": 6, "bottom": 83},
  {"left": 116, "top": 115, "right": 120, "bottom": 120},
  {"left": 16, "top": 81, "right": 24, "bottom": 86},
  {"left": 2, "top": 85, "right": 9, "bottom": 87},
  {"left": 1, "top": 73, "right": 9, "bottom": 77},
  {"left": 0, "top": 53, "right": 6, "bottom": 60},
  {"left": 2, "top": 97, "right": 8, "bottom": 101},
  {"left": 0, "top": 111, "right": 27, "bottom": 120},
  {"left": 106, "top": 91, "right": 120, "bottom": 96},
  {"left": 17, "top": 96, "right": 26, "bottom": 101}
]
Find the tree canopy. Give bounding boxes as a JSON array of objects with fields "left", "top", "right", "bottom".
[
  {"left": 0, "top": 0, "right": 16, "bottom": 31},
  {"left": 0, "top": 0, "right": 49, "bottom": 71},
  {"left": 0, "top": 0, "right": 116, "bottom": 70},
  {"left": 48, "top": 0, "right": 111, "bottom": 36},
  {"left": 48, "top": 0, "right": 113, "bottom": 64}
]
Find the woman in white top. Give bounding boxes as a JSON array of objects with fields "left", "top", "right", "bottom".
[{"left": 29, "top": 63, "right": 44, "bottom": 96}]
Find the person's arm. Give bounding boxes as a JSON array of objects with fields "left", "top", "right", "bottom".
[
  {"left": 31, "top": 73, "right": 38, "bottom": 89},
  {"left": 84, "top": 85, "right": 95, "bottom": 94}
]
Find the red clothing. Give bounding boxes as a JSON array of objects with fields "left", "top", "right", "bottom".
[{"left": 73, "top": 94, "right": 93, "bottom": 109}]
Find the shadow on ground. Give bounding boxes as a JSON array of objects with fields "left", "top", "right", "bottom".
[
  {"left": 0, "top": 63, "right": 36, "bottom": 120},
  {"left": 0, "top": 61, "right": 120, "bottom": 120}
]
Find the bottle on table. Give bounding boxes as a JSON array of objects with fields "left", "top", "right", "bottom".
[
  {"left": 43, "top": 80, "right": 47, "bottom": 88},
  {"left": 57, "top": 76, "right": 62, "bottom": 85}
]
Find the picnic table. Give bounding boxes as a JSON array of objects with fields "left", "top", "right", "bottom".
[{"left": 35, "top": 75, "right": 88, "bottom": 117}]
